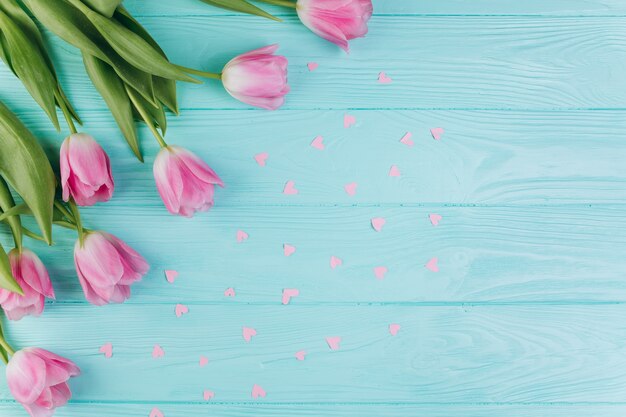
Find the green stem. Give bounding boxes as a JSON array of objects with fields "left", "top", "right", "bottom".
[
  {"left": 0, "top": 319, "right": 15, "bottom": 358},
  {"left": 174, "top": 65, "right": 222, "bottom": 80},
  {"left": 256, "top": 0, "right": 297, "bottom": 8},
  {"left": 21, "top": 227, "right": 48, "bottom": 243},
  {"left": 68, "top": 199, "right": 85, "bottom": 245},
  {"left": 127, "top": 88, "right": 168, "bottom": 148},
  {"left": 0, "top": 203, "right": 29, "bottom": 222},
  {"left": 53, "top": 220, "right": 79, "bottom": 231},
  {"left": 56, "top": 90, "right": 77, "bottom": 134},
  {"left": 54, "top": 200, "right": 75, "bottom": 222}
]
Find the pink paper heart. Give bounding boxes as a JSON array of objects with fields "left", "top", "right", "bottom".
[
  {"left": 283, "top": 180, "right": 298, "bottom": 195},
  {"left": 203, "top": 390, "right": 215, "bottom": 401},
  {"left": 283, "top": 244, "right": 296, "bottom": 257},
  {"left": 326, "top": 336, "right": 341, "bottom": 351},
  {"left": 243, "top": 326, "right": 257, "bottom": 342},
  {"left": 99, "top": 342, "right": 112, "bottom": 359},
  {"left": 224, "top": 287, "right": 236, "bottom": 297},
  {"left": 152, "top": 344, "right": 164, "bottom": 359},
  {"left": 431, "top": 127, "right": 445, "bottom": 140},
  {"left": 371, "top": 217, "right": 386, "bottom": 232},
  {"left": 307, "top": 62, "right": 318, "bottom": 71},
  {"left": 343, "top": 114, "right": 356, "bottom": 128},
  {"left": 237, "top": 230, "right": 249, "bottom": 243},
  {"left": 400, "top": 132, "right": 414, "bottom": 147},
  {"left": 373, "top": 266, "right": 388, "bottom": 280},
  {"left": 344, "top": 182, "right": 358, "bottom": 196},
  {"left": 388, "top": 165, "right": 401, "bottom": 177},
  {"left": 254, "top": 152, "right": 269, "bottom": 167},
  {"left": 150, "top": 407, "right": 164, "bottom": 417},
  {"left": 164, "top": 270, "right": 178, "bottom": 284},
  {"left": 295, "top": 350, "right": 307, "bottom": 361},
  {"left": 378, "top": 71, "right": 392, "bottom": 84},
  {"left": 330, "top": 256, "right": 343, "bottom": 269},
  {"left": 389, "top": 323, "right": 401, "bottom": 336},
  {"left": 425, "top": 257, "right": 439, "bottom": 272},
  {"left": 175, "top": 303, "right": 189, "bottom": 317},
  {"left": 310, "top": 135, "right": 325, "bottom": 150},
  {"left": 252, "top": 384, "right": 266, "bottom": 399},
  {"left": 282, "top": 288, "right": 300, "bottom": 305},
  {"left": 199, "top": 356, "right": 209, "bottom": 367},
  {"left": 429, "top": 213, "right": 443, "bottom": 226}
]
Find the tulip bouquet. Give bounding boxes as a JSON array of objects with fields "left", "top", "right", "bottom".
[{"left": 0, "top": 0, "right": 372, "bottom": 415}]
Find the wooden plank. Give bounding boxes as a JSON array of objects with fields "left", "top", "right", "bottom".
[
  {"left": 0, "top": 305, "right": 625, "bottom": 402},
  {"left": 124, "top": 0, "right": 626, "bottom": 16},
  {"left": 3, "top": 17, "right": 626, "bottom": 111},
  {"left": 3, "top": 403, "right": 626, "bottom": 417},
  {"left": 5, "top": 204, "right": 624, "bottom": 304}
]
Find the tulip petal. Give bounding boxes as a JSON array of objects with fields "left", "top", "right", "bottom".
[{"left": 6, "top": 350, "right": 46, "bottom": 404}]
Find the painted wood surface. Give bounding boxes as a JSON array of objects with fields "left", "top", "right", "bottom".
[{"left": 1, "top": 0, "right": 625, "bottom": 416}]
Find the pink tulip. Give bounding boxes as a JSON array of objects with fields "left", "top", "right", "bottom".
[
  {"left": 153, "top": 146, "right": 224, "bottom": 217},
  {"left": 74, "top": 231, "right": 149, "bottom": 305},
  {"left": 6, "top": 347, "right": 80, "bottom": 417},
  {"left": 296, "top": 0, "right": 373, "bottom": 52},
  {"left": 221, "top": 44, "right": 289, "bottom": 110},
  {"left": 60, "top": 133, "right": 114, "bottom": 206},
  {"left": 0, "top": 249, "right": 54, "bottom": 321}
]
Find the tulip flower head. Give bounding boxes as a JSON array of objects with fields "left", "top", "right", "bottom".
[
  {"left": 0, "top": 249, "right": 54, "bottom": 321},
  {"left": 74, "top": 231, "right": 149, "bottom": 305},
  {"left": 6, "top": 348, "right": 80, "bottom": 417},
  {"left": 60, "top": 133, "right": 114, "bottom": 206},
  {"left": 296, "top": 0, "right": 373, "bottom": 52},
  {"left": 221, "top": 44, "right": 290, "bottom": 110},
  {"left": 153, "top": 146, "right": 224, "bottom": 217}
]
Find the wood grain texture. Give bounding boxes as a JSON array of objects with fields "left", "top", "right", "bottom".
[{"left": 1, "top": 304, "right": 625, "bottom": 403}]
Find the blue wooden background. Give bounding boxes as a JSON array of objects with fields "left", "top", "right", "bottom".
[{"left": 2, "top": 0, "right": 626, "bottom": 416}]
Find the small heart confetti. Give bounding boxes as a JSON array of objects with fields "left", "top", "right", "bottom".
[
  {"left": 236, "top": 230, "right": 249, "bottom": 243},
  {"left": 243, "top": 326, "right": 257, "bottom": 342},
  {"left": 371, "top": 217, "right": 386, "bottom": 232},
  {"left": 199, "top": 356, "right": 209, "bottom": 367},
  {"left": 429, "top": 213, "right": 443, "bottom": 226},
  {"left": 425, "top": 257, "right": 439, "bottom": 272},
  {"left": 431, "top": 127, "right": 445, "bottom": 140},
  {"left": 164, "top": 270, "right": 178, "bottom": 284},
  {"left": 295, "top": 350, "right": 307, "bottom": 361},
  {"left": 326, "top": 336, "right": 342, "bottom": 350},
  {"left": 307, "top": 62, "right": 318, "bottom": 71},
  {"left": 388, "top": 165, "right": 401, "bottom": 177},
  {"left": 152, "top": 344, "right": 164, "bottom": 359},
  {"left": 203, "top": 390, "right": 215, "bottom": 401},
  {"left": 175, "top": 303, "right": 189, "bottom": 317},
  {"left": 252, "top": 384, "right": 266, "bottom": 399},
  {"left": 99, "top": 342, "right": 112, "bottom": 359},
  {"left": 400, "top": 132, "right": 414, "bottom": 147},
  {"left": 389, "top": 323, "right": 401, "bottom": 336},
  {"left": 150, "top": 407, "right": 164, "bottom": 417},
  {"left": 344, "top": 114, "right": 356, "bottom": 128},
  {"left": 344, "top": 182, "right": 358, "bottom": 196},
  {"left": 283, "top": 244, "right": 296, "bottom": 257},
  {"left": 330, "top": 256, "right": 343, "bottom": 269},
  {"left": 224, "top": 287, "right": 236, "bottom": 297},
  {"left": 283, "top": 180, "right": 298, "bottom": 195},
  {"left": 373, "top": 266, "right": 388, "bottom": 280},
  {"left": 282, "top": 288, "right": 300, "bottom": 305},
  {"left": 254, "top": 152, "right": 269, "bottom": 167},
  {"left": 310, "top": 135, "right": 325, "bottom": 150},
  {"left": 378, "top": 71, "right": 392, "bottom": 84}
]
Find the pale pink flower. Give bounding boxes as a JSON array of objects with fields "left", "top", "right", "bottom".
[
  {"left": 296, "top": 0, "right": 373, "bottom": 52},
  {"left": 221, "top": 44, "right": 289, "bottom": 110},
  {"left": 74, "top": 231, "right": 149, "bottom": 305},
  {"left": 60, "top": 133, "right": 114, "bottom": 206},
  {"left": 153, "top": 146, "right": 224, "bottom": 217},
  {"left": 0, "top": 249, "right": 54, "bottom": 321},
  {"left": 6, "top": 348, "right": 80, "bottom": 417}
]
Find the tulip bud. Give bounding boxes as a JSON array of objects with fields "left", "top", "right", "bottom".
[
  {"left": 0, "top": 249, "right": 54, "bottom": 321},
  {"left": 296, "top": 0, "right": 373, "bottom": 52},
  {"left": 74, "top": 231, "right": 149, "bottom": 305},
  {"left": 6, "top": 348, "right": 80, "bottom": 417},
  {"left": 153, "top": 146, "right": 224, "bottom": 217},
  {"left": 60, "top": 133, "right": 114, "bottom": 206},
  {"left": 221, "top": 44, "right": 289, "bottom": 110}
]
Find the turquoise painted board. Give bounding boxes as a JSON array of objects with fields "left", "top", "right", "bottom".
[{"left": 1, "top": 1, "right": 626, "bottom": 417}]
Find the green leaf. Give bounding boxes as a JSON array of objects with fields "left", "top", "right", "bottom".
[
  {"left": 83, "top": 53, "right": 143, "bottom": 161},
  {"left": 0, "top": 101, "right": 55, "bottom": 245},
  {"left": 0, "top": 177, "right": 21, "bottom": 250},
  {"left": 129, "top": 85, "right": 167, "bottom": 135},
  {"left": 199, "top": 0, "right": 281, "bottom": 21},
  {"left": 82, "top": 0, "right": 123, "bottom": 17},
  {"left": 0, "top": 243, "right": 22, "bottom": 294},
  {"left": 0, "top": 8, "right": 60, "bottom": 130}
]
